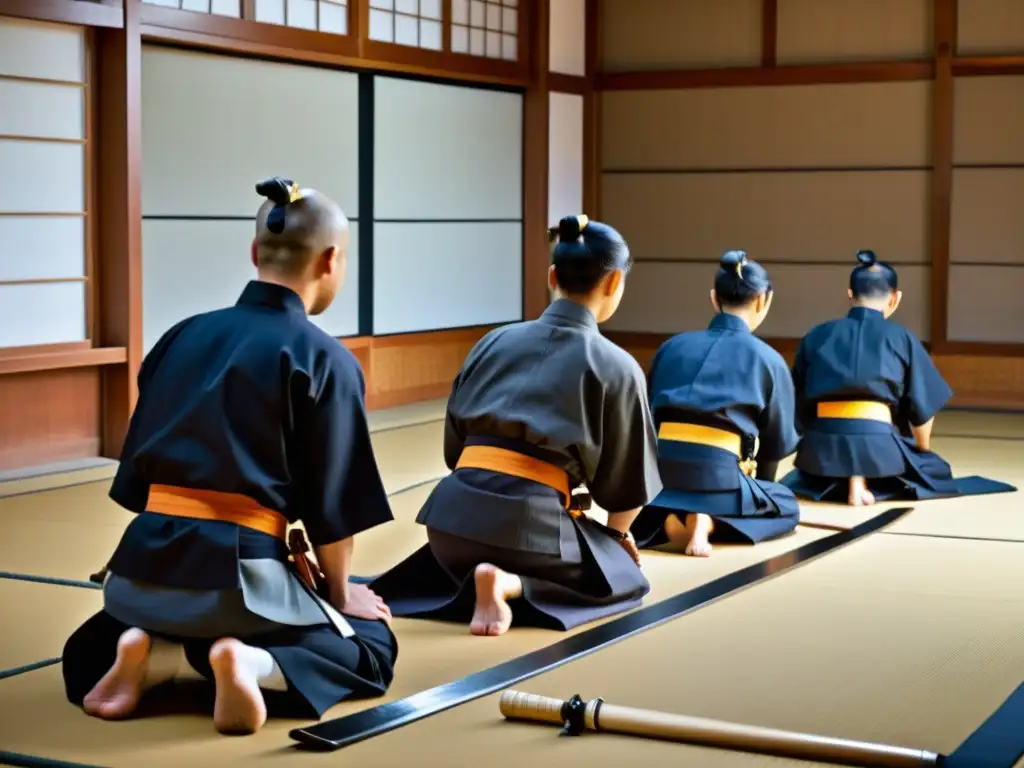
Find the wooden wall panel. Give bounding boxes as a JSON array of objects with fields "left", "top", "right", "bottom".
[
  {"left": 601, "top": 82, "right": 932, "bottom": 170},
  {"left": 363, "top": 326, "right": 491, "bottom": 410},
  {"left": 599, "top": 0, "right": 761, "bottom": 72},
  {"left": 947, "top": 265, "right": 1024, "bottom": 344},
  {"left": 957, "top": 0, "right": 1024, "bottom": 56},
  {"left": 950, "top": 168, "right": 1024, "bottom": 266},
  {"left": 0, "top": 367, "right": 101, "bottom": 470},
  {"left": 604, "top": 261, "right": 932, "bottom": 341},
  {"left": 953, "top": 76, "right": 1024, "bottom": 165},
  {"left": 606, "top": 334, "right": 1024, "bottom": 411},
  {"left": 776, "top": 0, "right": 932, "bottom": 65},
  {"left": 601, "top": 171, "right": 930, "bottom": 263}
]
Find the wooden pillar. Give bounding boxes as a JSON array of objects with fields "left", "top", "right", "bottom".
[
  {"left": 929, "top": 0, "right": 956, "bottom": 351},
  {"left": 95, "top": 0, "right": 143, "bottom": 458},
  {"left": 761, "top": 0, "right": 777, "bottom": 67},
  {"left": 582, "top": 0, "right": 600, "bottom": 217},
  {"left": 522, "top": 0, "right": 551, "bottom": 320}
]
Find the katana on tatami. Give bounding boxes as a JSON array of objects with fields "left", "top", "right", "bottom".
[{"left": 498, "top": 690, "right": 942, "bottom": 768}]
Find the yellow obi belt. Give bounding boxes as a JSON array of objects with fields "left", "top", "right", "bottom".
[
  {"left": 146, "top": 484, "right": 322, "bottom": 591},
  {"left": 816, "top": 401, "right": 892, "bottom": 423},
  {"left": 456, "top": 444, "right": 576, "bottom": 512},
  {"left": 657, "top": 422, "right": 757, "bottom": 476}
]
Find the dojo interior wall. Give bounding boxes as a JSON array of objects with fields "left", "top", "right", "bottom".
[
  {"left": 597, "top": 0, "right": 1024, "bottom": 408},
  {"left": 0, "top": 0, "right": 589, "bottom": 473},
  {"left": 599, "top": 0, "right": 934, "bottom": 342}
]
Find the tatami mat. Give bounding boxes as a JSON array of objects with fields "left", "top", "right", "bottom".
[
  {"left": 342, "top": 535, "right": 1024, "bottom": 768},
  {"left": 0, "top": 409, "right": 1020, "bottom": 767},
  {"left": 0, "top": 580, "right": 102, "bottom": 674},
  {"left": 796, "top": 435, "right": 1022, "bottom": 536},
  {"left": 0, "top": 530, "right": 833, "bottom": 765}
]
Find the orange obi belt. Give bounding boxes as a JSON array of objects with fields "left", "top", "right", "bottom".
[
  {"left": 657, "top": 422, "right": 757, "bottom": 477},
  {"left": 816, "top": 401, "right": 892, "bottom": 423},
  {"left": 455, "top": 445, "right": 579, "bottom": 514},
  {"left": 146, "top": 484, "right": 323, "bottom": 592}
]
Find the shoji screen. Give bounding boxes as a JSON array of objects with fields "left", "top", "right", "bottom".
[
  {"left": 372, "top": 75, "right": 523, "bottom": 335},
  {"left": 0, "top": 18, "right": 88, "bottom": 348},
  {"left": 141, "top": 47, "right": 360, "bottom": 352},
  {"left": 548, "top": 92, "right": 584, "bottom": 226}
]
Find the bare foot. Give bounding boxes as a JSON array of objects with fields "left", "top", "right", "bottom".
[
  {"left": 82, "top": 628, "right": 152, "bottom": 720},
  {"left": 683, "top": 513, "right": 715, "bottom": 557},
  {"left": 470, "top": 564, "right": 520, "bottom": 637},
  {"left": 209, "top": 639, "right": 268, "bottom": 735},
  {"left": 848, "top": 476, "right": 876, "bottom": 507}
]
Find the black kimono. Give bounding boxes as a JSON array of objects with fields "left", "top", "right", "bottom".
[
  {"left": 781, "top": 306, "right": 1016, "bottom": 502},
  {"left": 370, "top": 299, "right": 664, "bottom": 631},
  {"left": 62, "top": 281, "right": 398, "bottom": 720},
  {"left": 631, "top": 312, "right": 801, "bottom": 549}
]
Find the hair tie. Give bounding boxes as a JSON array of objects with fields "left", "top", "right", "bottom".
[
  {"left": 288, "top": 183, "right": 303, "bottom": 204},
  {"left": 576, "top": 215, "right": 589, "bottom": 233},
  {"left": 735, "top": 257, "right": 747, "bottom": 279}
]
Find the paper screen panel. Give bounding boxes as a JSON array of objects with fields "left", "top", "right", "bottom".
[
  {"left": 373, "top": 76, "right": 522, "bottom": 220},
  {"left": 548, "top": 0, "right": 585, "bottom": 75},
  {"left": 548, "top": 92, "right": 584, "bottom": 226},
  {"left": 0, "top": 17, "right": 85, "bottom": 82},
  {"left": 372, "top": 222, "right": 521, "bottom": 335},
  {"left": 142, "top": 219, "right": 360, "bottom": 352},
  {"left": 142, "top": 46, "right": 359, "bottom": 217},
  {"left": 0, "top": 283, "right": 87, "bottom": 347}
]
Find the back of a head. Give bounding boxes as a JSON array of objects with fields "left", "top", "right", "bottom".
[
  {"left": 549, "top": 215, "right": 631, "bottom": 295},
  {"left": 849, "top": 249, "right": 898, "bottom": 300},
  {"left": 714, "top": 250, "right": 772, "bottom": 307},
  {"left": 254, "top": 177, "right": 349, "bottom": 277}
]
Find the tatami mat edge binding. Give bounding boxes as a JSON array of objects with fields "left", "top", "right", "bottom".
[
  {"left": 0, "top": 752, "right": 105, "bottom": 768},
  {"left": 290, "top": 507, "right": 914, "bottom": 751},
  {"left": 942, "top": 682, "right": 1024, "bottom": 768}
]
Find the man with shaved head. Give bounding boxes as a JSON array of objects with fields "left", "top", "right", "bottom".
[{"left": 61, "top": 178, "right": 397, "bottom": 735}]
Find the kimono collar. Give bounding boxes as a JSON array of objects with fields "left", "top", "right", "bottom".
[
  {"left": 708, "top": 312, "right": 750, "bottom": 333},
  {"left": 847, "top": 306, "right": 884, "bottom": 321},
  {"left": 540, "top": 298, "right": 599, "bottom": 331},
  {"left": 237, "top": 280, "right": 308, "bottom": 316}
]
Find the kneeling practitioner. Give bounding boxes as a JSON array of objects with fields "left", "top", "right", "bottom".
[
  {"left": 371, "top": 216, "right": 663, "bottom": 636},
  {"left": 631, "top": 251, "right": 801, "bottom": 557},
  {"left": 782, "top": 250, "right": 1015, "bottom": 505},
  {"left": 62, "top": 178, "right": 397, "bottom": 735}
]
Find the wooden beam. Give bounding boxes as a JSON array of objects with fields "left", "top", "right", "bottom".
[
  {"left": 95, "top": 0, "right": 144, "bottom": 459},
  {"left": 522, "top": 0, "right": 550, "bottom": 321},
  {"left": 583, "top": 0, "right": 600, "bottom": 217},
  {"left": 761, "top": 0, "right": 777, "bottom": 68},
  {"left": 953, "top": 56, "right": 1024, "bottom": 77},
  {"left": 929, "top": 0, "right": 956, "bottom": 353},
  {"left": 0, "top": 0, "right": 122, "bottom": 27},
  {"left": 0, "top": 347, "right": 127, "bottom": 376},
  {"left": 597, "top": 60, "right": 934, "bottom": 91},
  {"left": 548, "top": 72, "right": 589, "bottom": 94}
]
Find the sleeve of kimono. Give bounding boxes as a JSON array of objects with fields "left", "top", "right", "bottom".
[
  {"left": 109, "top": 318, "right": 192, "bottom": 512},
  {"left": 588, "top": 364, "right": 664, "bottom": 512},
  {"left": 442, "top": 371, "right": 466, "bottom": 471},
  {"left": 757, "top": 354, "right": 800, "bottom": 462},
  {"left": 295, "top": 353, "right": 394, "bottom": 546},
  {"left": 790, "top": 336, "right": 812, "bottom": 435},
  {"left": 900, "top": 332, "right": 953, "bottom": 427}
]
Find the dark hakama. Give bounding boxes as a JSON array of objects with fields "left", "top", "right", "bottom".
[
  {"left": 782, "top": 307, "right": 1016, "bottom": 502},
  {"left": 62, "top": 281, "right": 399, "bottom": 718},
  {"left": 371, "top": 300, "right": 663, "bottom": 631},
  {"left": 631, "top": 313, "right": 802, "bottom": 549}
]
